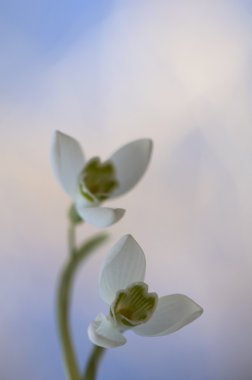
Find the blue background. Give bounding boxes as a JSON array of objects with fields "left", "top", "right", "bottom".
[{"left": 1, "top": 1, "right": 252, "bottom": 379}]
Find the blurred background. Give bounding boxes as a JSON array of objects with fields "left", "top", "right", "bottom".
[{"left": 1, "top": 0, "right": 252, "bottom": 379}]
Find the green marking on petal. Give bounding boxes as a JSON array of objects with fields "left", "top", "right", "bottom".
[
  {"left": 110, "top": 282, "right": 158, "bottom": 328},
  {"left": 79, "top": 186, "right": 96, "bottom": 203},
  {"left": 79, "top": 157, "right": 118, "bottom": 202}
]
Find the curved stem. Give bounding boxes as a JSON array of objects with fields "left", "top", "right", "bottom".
[
  {"left": 57, "top": 260, "right": 81, "bottom": 380},
  {"left": 82, "top": 346, "right": 105, "bottom": 380},
  {"left": 68, "top": 223, "right": 76, "bottom": 255},
  {"left": 57, "top": 231, "right": 109, "bottom": 380}
]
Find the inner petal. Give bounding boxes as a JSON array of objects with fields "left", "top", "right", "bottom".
[
  {"left": 79, "top": 157, "right": 118, "bottom": 202},
  {"left": 110, "top": 282, "right": 158, "bottom": 328}
]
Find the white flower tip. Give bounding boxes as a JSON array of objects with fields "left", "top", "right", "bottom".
[
  {"left": 51, "top": 131, "right": 65, "bottom": 164},
  {"left": 133, "top": 138, "right": 153, "bottom": 155},
  {"left": 117, "top": 233, "right": 134, "bottom": 245},
  {"left": 99, "top": 234, "right": 146, "bottom": 304},
  {"left": 166, "top": 294, "right": 204, "bottom": 327},
  {"left": 53, "top": 129, "right": 63, "bottom": 138},
  {"left": 76, "top": 206, "right": 126, "bottom": 228},
  {"left": 51, "top": 130, "right": 63, "bottom": 176},
  {"left": 185, "top": 296, "right": 203, "bottom": 317},
  {"left": 133, "top": 294, "right": 203, "bottom": 337},
  {"left": 101, "top": 233, "right": 143, "bottom": 265},
  {"left": 52, "top": 130, "right": 68, "bottom": 146},
  {"left": 50, "top": 130, "right": 85, "bottom": 198},
  {"left": 88, "top": 313, "right": 127, "bottom": 349},
  {"left": 109, "top": 138, "right": 153, "bottom": 198},
  {"left": 197, "top": 304, "right": 204, "bottom": 315},
  {"left": 134, "top": 138, "right": 153, "bottom": 156},
  {"left": 143, "top": 137, "right": 153, "bottom": 154},
  {"left": 109, "top": 208, "right": 126, "bottom": 226}
]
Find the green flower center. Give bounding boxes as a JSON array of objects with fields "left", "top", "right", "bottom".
[
  {"left": 110, "top": 282, "right": 158, "bottom": 328},
  {"left": 79, "top": 157, "right": 118, "bottom": 202}
]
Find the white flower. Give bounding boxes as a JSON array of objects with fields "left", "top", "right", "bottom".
[
  {"left": 88, "top": 235, "right": 203, "bottom": 348},
  {"left": 51, "top": 131, "right": 153, "bottom": 227}
]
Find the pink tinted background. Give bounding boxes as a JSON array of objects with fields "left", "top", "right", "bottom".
[{"left": 1, "top": 1, "right": 252, "bottom": 379}]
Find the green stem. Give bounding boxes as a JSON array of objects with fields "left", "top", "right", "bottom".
[
  {"left": 68, "top": 223, "right": 76, "bottom": 255},
  {"left": 57, "top": 230, "right": 109, "bottom": 380},
  {"left": 83, "top": 346, "right": 105, "bottom": 380}
]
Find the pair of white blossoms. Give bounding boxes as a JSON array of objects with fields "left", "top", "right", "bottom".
[{"left": 51, "top": 131, "right": 203, "bottom": 348}]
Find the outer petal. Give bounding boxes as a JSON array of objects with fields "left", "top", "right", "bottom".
[
  {"left": 99, "top": 235, "right": 146, "bottom": 304},
  {"left": 51, "top": 130, "right": 85, "bottom": 198},
  {"left": 87, "top": 313, "right": 126, "bottom": 348},
  {"left": 75, "top": 205, "right": 125, "bottom": 227},
  {"left": 133, "top": 294, "right": 203, "bottom": 336},
  {"left": 109, "top": 139, "right": 153, "bottom": 198}
]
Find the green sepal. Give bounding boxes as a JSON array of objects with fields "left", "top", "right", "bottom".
[{"left": 68, "top": 204, "right": 83, "bottom": 225}]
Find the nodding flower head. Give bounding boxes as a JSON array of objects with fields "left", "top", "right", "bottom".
[
  {"left": 88, "top": 235, "right": 203, "bottom": 348},
  {"left": 51, "top": 131, "right": 153, "bottom": 228}
]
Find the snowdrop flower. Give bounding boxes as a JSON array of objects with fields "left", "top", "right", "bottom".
[
  {"left": 88, "top": 235, "right": 203, "bottom": 348},
  {"left": 51, "top": 131, "right": 152, "bottom": 227}
]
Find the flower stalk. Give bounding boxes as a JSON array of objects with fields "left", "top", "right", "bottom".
[
  {"left": 68, "top": 222, "right": 76, "bottom": 255},
  {"left": 82, "top": 346, "right": 105, "bottom": 380},
  {"left": 57, "top": 224, "right": 109, "bottom": 380}
]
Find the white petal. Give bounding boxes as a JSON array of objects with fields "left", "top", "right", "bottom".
[
  {"left": 109, "top": 139, "right": 153, "bottom": 198},
  {"left": 133, "top": 294, "right": 203, "bottom": 336},
  {"left": 76, "top": 205, "right": 125, "bottom": 227},
  {"left": 75, "top": 190, "right": 97, "bottom": 209},
  {"left": 51, "top": 130, "right": 85, "bottom": 198},
  {"left": 87, "top": 313, "right": 126, "bottom": 348},
  {"left": 99, "top": 235, "right": 146, "bottom": 304}
]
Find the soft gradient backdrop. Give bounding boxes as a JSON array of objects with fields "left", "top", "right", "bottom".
[{"left": 1, "top": 0, "right": 252, "bottom": 379}]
